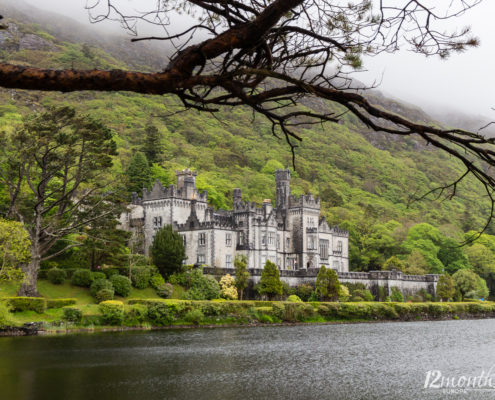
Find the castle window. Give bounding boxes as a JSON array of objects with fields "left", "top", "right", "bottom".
[
  {"left": 277, "top": 235, "right": 281, "bottom": 250},
  {"left": 226, "top": 233, "right": 232, "bottom": 247},
  {"left": 268, "top": 232, "right": 275, "bottom": 246},
  {"left": 336, "top": 240, "right": 343, "bottom": 254},
  {"left": 307, "top": 236, "right": 316, "bottom": 250},
  {"left": 198, "top": 254, "right": 206, "bottom": 264},
  {"left": 226, "top": 255, "right": 232, "bottom": 268},
  {"left": 181, "top": 234, "right": 186, "bottom": 248},
  {"left": 319, "top": 239, "right": 329, "bottom": 259},
  {"left": 286, "top": 237, "right": 290, "bottom": 249},
  {"left": 333, "top": 260, "right": 339, "bottom": 270},
  {"left": 262, "top": 235, "right": 266, "bottom": 245},
  {"left": 238, "top": 231, "right": 244, "bottom": 245},
  {"left": 153, "top": 216, "right": 162, "bottom": 229},
  {"left": 198, "top": 233, "right": 206, "bottom": 247}
]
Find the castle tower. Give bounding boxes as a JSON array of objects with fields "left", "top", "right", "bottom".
[
  {"left": 275, "top": 169, "right": 291, "bottom": 209},
  {"left": 176, "top": 169, "right": 197, "bottom": 199},
  {"left": 233, "top": 188, "right": 242, "bottom": 208}
]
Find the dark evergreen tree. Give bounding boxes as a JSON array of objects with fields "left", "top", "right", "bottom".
[
  {"left": 150, "top": 225, "right": 185, "bottom": 278},
  {"left": 234, "top": 255, "right": 250, "bottom": 300},
  {"left": 258, "top": 260, "right": 282, "bottom": 300},
  {"left": 141, "top": 124, "right": 163, "bottom": 165},
  {"left": 127, "top": 152, "right": 151, "bottom": 194}
]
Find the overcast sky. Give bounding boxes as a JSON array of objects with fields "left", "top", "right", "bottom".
[{"left": 21, "top": 0, "right": 495, "bottom": 118}]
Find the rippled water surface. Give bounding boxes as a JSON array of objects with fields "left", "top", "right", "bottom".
[{"left": 1, "top": 320, "right": 495, "bottom": 400}]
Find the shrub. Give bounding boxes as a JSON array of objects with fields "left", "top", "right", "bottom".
[
  {"left": 0, "top": 303, "right": 14, "bottom": 328},
  {"left": 131, "top": 266, "right": 152, "bottom": 289},
  {"left": 287, "top": 295, "right": 303, "bottom": 302},
  {"left": 92, "top": 271, "right": 106, "bottom": 281},
  {"left": 71, "top": 269, "right": 93, "bottom": 287},
  {"left": 150, "top": 274, "right": 166, "bottom": 289},
  {"left": 47, "top": 267, "right": 67, "bottom": 284},
  {"left": 156, "top": 283, "right": 174, "bottom": 298},
  {"left": 90, "top": 278, "right": 114, "bottom": 297},
  {"left": 184, "top": 270, "right": 221, "bottom": 300},
  {"left": 62, "top": 306, "right": 83, "bottom": 323},
  {"left": 46, "top": 298, "right": 77, "bottom": 309},
  {"left": 102, "top": 268, "right": 120, "bottom": 279},
  {"left": 124, "top": 304, "right": 148, "bottom": 325},
  {"left": 219, "top": 274, "right": 238, "bottom": 300},
  {"left": 258, "top": 260, "right": 283, "bottom": 299},
  {"left": 295, "top": 284, "right": 314, "bottom": 302},
  {"left": 2, "top": 297, "right": 46, "bottom": 313},
  {"left": 110, "top": 275, "right": 132, "bottom": 297},
  {"left": 338, "top": 285, "right": 350, "bottom": 302},
  {"left": 390, "top": 287, "right": 404, "bottom": 302},
  {"left": 150, "top": 225, "right": 186, "bottom": 278},
  {"left": 353, "top": 289, "right": 374, "bottom": 302},
  {"left": 184, "top": 309, "right": 204, "bottom": 325},
  {"left": 99, "top": 301, "right": 124, "bottom": 325},
  {"left": 96, "top": 289, "right": 115, "bottom": 303},
  {"left": 147, "top": 303, "right": 173, "bottom": 326}
]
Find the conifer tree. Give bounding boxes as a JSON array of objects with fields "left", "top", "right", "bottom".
[
  {"left": 127, "top": 152, "right": 151, "bottom": 194},
  {"left": 150, "top": 225, "right": 185, "bottom": 279},
  {"left": 234, "top": 255, "right": 250, "bottom": 300},
  {"left": 141, "top": 124, "right": 163, "bottom": 165},
  {"left": 258, "top": 260, "right": 282, "bottom": 300},
  {"left": 315, "top": 265, "right": 341, "bottom": 301}
]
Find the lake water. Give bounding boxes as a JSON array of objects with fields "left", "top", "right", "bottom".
[{"left": 1, "top": 320, "right": 495, "bottom": 400}]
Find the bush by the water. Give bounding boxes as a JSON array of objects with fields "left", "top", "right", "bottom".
[
  {"left": 47, "top": 267, "right": 67, "bottom": 284},
  {"left": 390, "top": 287, "right": 404, "bottom": 302},
  {"left": 1, "top": 297, "right": 46, "bottom": 313},
  {"left": 96, "top": 289, "right": 115, "bottom": 303},
  {"left": 124, "top": 304, "right": 148, "bottom": 325},
  {"left": 287, "top": 295, "right": 303, "bottom": 302},
  {"left": 62, "top": 306, "right": 83, "bottom": 323},
  {"left": 90, "top": 278, "right": 114, "bottom": 297},
  {"left": 71, "top": 269, "right": 93, "bottom": 287},
  {"left": 46, "top": 298, "right": 77, "bottom": 309},
  {"left": 0, "top": 303, "right": 15, "bottom": 328},
  {"left": 110, "top": 275, "right": 132, "bottom": 297},
  {"left": 99, "top": 301, "right": 124, "bottom": 325},
  {"left": 184, "top": 309, "right": 204, "bottom": 325}
]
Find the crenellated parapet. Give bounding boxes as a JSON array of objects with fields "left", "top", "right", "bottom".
[
  {"left": 329, "top": 225, "right": 349, "bottom": 237},
  {"left": 141, "top": 170, "right": 208, "bottom": 203},
  {"left": 233, "top": 200, "right": 258, "bottom": 212},
  {"left": 288, "top": 193, "right": 321, "bottom": 209}
]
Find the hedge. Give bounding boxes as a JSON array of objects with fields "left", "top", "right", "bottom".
[
  {"left": 46, "top": 298, "right": 77, "bottom": 309},
  {"left": 1, "top": 297, "right": 46, "bottom": 313}
]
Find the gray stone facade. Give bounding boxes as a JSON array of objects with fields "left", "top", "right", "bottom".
[{"left": 120, "top": 168, "right": 349, "bottom": 272}]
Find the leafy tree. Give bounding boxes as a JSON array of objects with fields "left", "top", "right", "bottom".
[
  {"left": 438, "top": 237, "right": 471, "bottom": 275},
  {"left": 127, "top": 152, "right": 151, "bottom": 194},
  {"left": 141, "top": 124, "right": 163, "bottom": 165},
  {"left": 234, "top": 255, "right": 250, "bottom": 300},
  {"left": 453, "top": 269, "right": 488, "bottom": 300},
  {"left": 219, "top": 274, "right": 238, "bottom": 300},
  {"left": 150, "top": 225, "right": 185, "bottom": 279},
  {"left": 465, "top": 243, "right": 495, "bottom": 295},
  {"left": 404, "top": 250, "right": 429, "bottom": 275},
  {"left": 436, "top": 274, "right": 456, "bottom": 301},
  {"left": 315, "top": 265, "right": 341, "bottom": 301},
  {"left": 258, "top": 260, "right": 282, "bottom": 300},
  {"left": 0, "top": 219, "right": 30, "bottom": 281},
  {"left": 0, "top": 106, "right": 117, "bottom": 296},
  {"left": 383, "top": 256, "right": 406, "bottom": 273},
  {"left": 402, "top": 223, "right": 445, "bottom": 273}
]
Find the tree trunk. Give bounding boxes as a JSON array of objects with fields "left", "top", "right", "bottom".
[{"left": 18, "top": 257, "right": 40, "bottom": 297}]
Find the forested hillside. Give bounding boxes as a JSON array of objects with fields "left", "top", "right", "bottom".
[{"left": 0, "top": 6, "right": 494, "bottom": 292}]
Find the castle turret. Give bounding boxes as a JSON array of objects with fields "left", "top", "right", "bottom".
[
  {"left": 233, "top": 188, "right": 242, "bottom": 208},
  {"left": 275, "top": 169, "right": 291, "bottom": 209},
  {"left": 176, "top": 169, "right": 197, "bottom": 199}
]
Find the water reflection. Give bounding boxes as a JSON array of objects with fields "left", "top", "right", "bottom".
[{"left": 0, "top": 320, "right": 494, "bottom": 400}]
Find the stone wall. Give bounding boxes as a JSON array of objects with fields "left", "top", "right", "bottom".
[{"left": 203, "top": 267, "right": 439, "bottom": 297}]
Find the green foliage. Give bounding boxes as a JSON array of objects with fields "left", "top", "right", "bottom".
[
  {"left": 390, "top": 287, "right": 404, "bottom": 302},
  {"left": 156, "top": 283, "right": 174, "bottom": 298},
  {"left": 46, "top": 298, "right": 77, "bottom": 309},
  {"left": 383, "top": 256, "right": 405, "bottom": 273},
  {"left": 127, "top": 152, "right": 151, "bottom": 194},
  {"left": 1, "top": 296, "right": 46, "bottom": 313},
  {"left": 96, "top": 288, "right": 114, "bottom": 303},
  {"left": 147, "top": 302, "right": 173, "bottom": 325},
  {"left": 0, "top": 218, "right": 30, "bottom": 281},
  {"left": 90, "top": 278, "right": 113, "bottom": 297},
  {"left": 184, "top": 309, "right": 204, "bottom": 325},
  {"left": 150, "top": 225, "right": 185, "bottom": 279},
  {"left": 141, "top": 124, "right": 163, "bottom": 164},
  {"left": 315, "top": 266, "right": 341, "bottom": 301},
  {"left": 287, "top": 295, "right": 303, "bottom": 302},
  {"left": 234, "top": 255, "right": 249, "bottom": 300},
  {"left": 258, "top": 260, "right": 283, "bottom": 299},
  {"left": 0, "top": 302, "right": 15, "bottom": 328},
  {"left": 150, "top": 274, "right": 165, "bottom": 289},
  {"left": 124, "top": 304, "right": 148, "bottom": 325},
  {"left": 91, "top": 272, "right": 106, "bottom": 281},
  {"left": 110, "top": 275, "right": 132, "bottom": 297},
  {"left": 130, "top": 266, "right": 152, "bottom": 289},
  {"left": 99, "top": 300, "right": 124, "bottom": 325},
  {"left": 436, "top": 274, "right": 456, "bottom": 301},
  {"left": 453, "top": 269, "right": 486, "bottom": 300},
  {"left": 219, "top": 274, "right": 237, "bottom": 300},
  {"left": 47, "top": 268, "right": 67, "bottom": 285},
  {"left": 184, "top": 270, "right": 221, "bottom": 300},
  {"left": 71, "top": 269, "right": 93, "bottom": 287},
  {"left": 62, "top": 306, "right": 83, "bottom": 323},
  {"left": 295, "top": 283, "right": 314, "bottom": 302}
]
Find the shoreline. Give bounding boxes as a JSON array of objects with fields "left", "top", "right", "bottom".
[{"left": 2, "top": 313, "right": 495, "bottom": 337}]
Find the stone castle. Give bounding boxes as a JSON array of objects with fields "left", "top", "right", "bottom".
[{"left": 121, "top": 168, "right": 349, "bottom": 272}]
